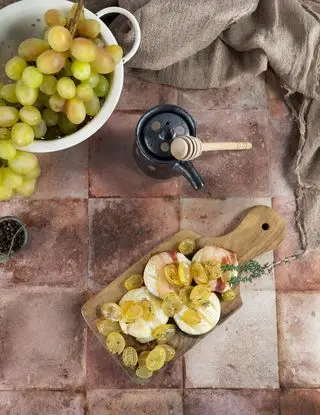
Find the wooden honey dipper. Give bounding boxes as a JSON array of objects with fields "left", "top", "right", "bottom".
[{"left": 170, "top": 135, "right": 252, "bottom": 161}]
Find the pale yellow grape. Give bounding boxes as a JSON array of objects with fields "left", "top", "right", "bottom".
[
  {"left": 2, "top": 167, "right": 23, "bottom": 190},
  {"left": 42, "top": 108, "right": 59, "bottom": 126},
  {"left": 71, "top": 38, "right": 97, "bottom": 63},
  {"left": 36, "top": 50, "right": 66, "bottom": 74},
  {"left": 16, "top": 177, "right": 36, "bottom": 196},
  {"left": 1, "top": 84, "right": 18, "bottom": 104},
  {"left": 0, "top": 184, "right": 12, "bottom": 200},
  {"left": 58, "top": 113, "right": 78, "bottom": 135},
  {"left": 0, "top": 128, "right": 10, "bottom": 140},
  {"left": 71, "top": 60, "right": 91, "bottom": 81},
  {"left": 18, "top": 38, "right": 49, "bottom": 62},
  {"left": 19, "top": 106, "right": 41, "bottom": 126},
  {"left": 84, "top": 72, "right": 99, "bottom": 88},
  {"left": 44, "top": 9, "right": 67, "bottom": 26},
  {"left": 49, "top": 94, "right": 65, "bottom": 112},
  {"left": 78, "top": 19, "right": 100, "bottom": 39},
  {"left": 93, "top": 38, "right": 104, "bottom": 48},
  {"left": 84, "top": 94, "right": 100, "bottom": 116},
  {"left": 11, "top": 123, "right": 34, "bottom": 147},
  {"left": 66, "top": 98, "right": 86, "bottom": 125},
  {"left": 56, "top": 77, "right": 76, "bottom": 99},
  {"left": 105, "top": 45, "right": 123, "bottom": 64},
  {"left": 48, "top": 26, "right": 72, "bottom": 52},
  {"left": 22, "top": 66, "right": 43, "bottom": 88},
  {"left": 69, "top": 3, "right": 85, "bottom": 21},
  {"left": 5, "top": 56, "right": 27, "bottom": 80},
  {"left": 16, "top": 80, "right": 38, "bottom": 106},
  {"left": 0, "top": 99, "right": 6, "bottom": 107},
  {"left": 94, "top": 75, "right": 109, "bottom": 97},
  {"left": 91, "top": 48, "right": 115, "bottom": 74},
  {"left": 32, "top": 120, "right": 47, "bottom": 139},
  {"left": 8, "top": 150, "right": 38, "bottom": 174},
  {"left": 40, "top": 75, "right": 57, "bottom": 95},
  {"left": 0, "top": 140, "right": 16, "bottom": 160},
  {"left": 0, "top": 106, "right": 19, "bottom": 127},
  {"left": 25, "top": 164, "right": 41, "bottom": 179},
  {"left": 76, "top": 84, "right": 94, "bottom": 102}
]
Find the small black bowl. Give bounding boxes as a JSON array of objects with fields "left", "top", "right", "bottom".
[{"left": 0, "top": 216, "right": 28, "bottom": 262}]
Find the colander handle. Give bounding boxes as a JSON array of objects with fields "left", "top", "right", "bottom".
[{"left": 96, "top": 7, "right": 141, "bottom": 64}]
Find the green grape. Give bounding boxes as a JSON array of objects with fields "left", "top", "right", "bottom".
[
  {"left": 0, "top": 99, "right": 6, "bottom": 107},
  {"left": 66, "top": 97, "right": 86, "bottom": 124},
  {"left": 11, "top": 122, "right": 35, "bottom": 147},
  {"left": 71, "top": 38, "right": 97, "bottom": 63},
  {"left": 0, "top": 140, "right": 16, "bottom": 160},
  {"left": 77, "top": 19, "right": 100, "bottom": 39},
  {"left": 0, "top": 183, "right": 12, "bottom": 200},
  {"left": 36, "top": 91, "right": 50, "bottom": 109},
  {"left": 18, "top": 38, "right": 50, "bottom": 62},
  {"left": 44, "top": 9, "right": 67, "bottom": 26},
  {"left": 2, "top": 167, "right": 23, "bottom": 190},
  {"left": 0, "top": 106, "right": 19, "bottom": 127},
  {"left": 105, "top": 45, "right": 123, "bottom": 65},
  {"left": 0, "top": 128, "right": 10, "bottom": 140},
  {"left": 71, "top": 60, "right": 91, "bottom": 81},
  {"left": 42, "top": 108, "right": 59, "bottom": 126},
  {"left": 19, "top": 106, "right": 41, "bottom": 126},
  {"left": 25, "top": 164, "right": 41, "bottom": 179},
  {"left": 0, "top": 84, "right": 18, "bottom": 104},
  {"left": 49, "top": 94, "right": 65, "bottom": 112},
  {"left": 56, "top": 77, "right": 76, "bottom": 99},
  {"left": 58, "top": 113, "right": 78, "bottom": 135},
  {"left": 22, "top": 66, "right": 43, "bottom": 88},
  {"left": 5, "top": 56, "right": 27, "bottom": 80},
  {"left": 16, "top": 177, "right": 36, "bottom": 196},
  {"left": 63, "top": 59, "right": 73, "bottom": 77},
  {"left": 91, "top": 48, "right": 115, "bottom": 74},
  {"left": 76, "top": 83, "right": 94, "bottom": 101},
  {"left": 93, "top": 38, "right": 104, "bottom": 48},
  {"left": 94, "top": 75, "right": 109, "bottom": 97},
  {"left": 8, "top": 150, "right": 38, "bottom": 174},
  {"left": 40, "top": 75, "right": 57, "bottom": 95},
  {"left": 16, "top": 80, "right": 38, "bottom": 106},
  {"left": 32, "top": 119, "right": 47, "bottom": 139},
  {"left": 48, "top": 26, "right": 72, "bottom": 52},
  {"left": 84, "top": 93, "right": 100, "bottom": 116},
  {"left": 36, "top": 50, "right": 66, "bottom": 74},
  {"left": 83, "top": 71, "right": 99, "bottom": 88}
]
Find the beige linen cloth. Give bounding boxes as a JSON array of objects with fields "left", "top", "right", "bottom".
[{"left": 106, "top": 0, "right": 320, "bottom": 253}]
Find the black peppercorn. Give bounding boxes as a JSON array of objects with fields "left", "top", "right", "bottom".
[{"left": 0, "top": 219, "right": 25, "bottom": 255}]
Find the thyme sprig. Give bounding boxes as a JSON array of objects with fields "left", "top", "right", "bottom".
[{"left": 221, "top": 252, "right": 303, "bottom": 286}]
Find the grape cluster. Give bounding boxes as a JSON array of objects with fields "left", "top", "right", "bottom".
[{"left": 0, "top": 5, "right": 123, "bottom": 200}]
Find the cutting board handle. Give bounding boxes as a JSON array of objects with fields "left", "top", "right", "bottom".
[{"left": 196, "top": 205, "right": 285, "bottom": 262}]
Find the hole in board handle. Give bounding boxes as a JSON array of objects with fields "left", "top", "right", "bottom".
[{"left": 262, "top": 223, "right": 270, "bottom": 231}]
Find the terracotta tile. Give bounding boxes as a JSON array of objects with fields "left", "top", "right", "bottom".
[
  {"left": 185, "top": 287, "right": 279, "bottom": 388},
  {"left": 34, "top": 142, "right": 88, "bottom": 199},
  {"left": 117, "top": 73, "right": 178, "bottom": 110},
  {"left": 87, "top": 389, "right": 183, "bottom": 415},
  {"left": 181, "top": 197, "right": 275, "bottom": 289},
  {"left": 0, "top": 200, "right": 88, "bottom": 288},
  {"left": 280, "top": 389, "right": 320, "bottom": 415},
  {"left": 273, "top": 197, "right": 320, "bottom": 291},
  {"left": 89, "top": 112, "right": 179, "bottom": 198},
  {"left": 89, "top": 198, "right": 180, "bottom": 289},
  {"left": 269, "top": 119, "right": 298, "bottom": 197},
  {"left": 178, "top": 75, "right": 267, "bottom": 112},
  {"left": 0, "top": 391, "right": 85, "bottom": 415},
  {"left": 184, "top": 389, "right": 280, "bottom": 415},
  {"left": 0, "top": 288, "right": 86, "bottom": 389},
  {"left": 86, "top": 331, "right": 183, "bottom": 388},
  {"left": 180, "top": 110, "right": 270, "bottom": 198},
  {"left": 278, "top": 292, "right": 320, "bottom": 387}
]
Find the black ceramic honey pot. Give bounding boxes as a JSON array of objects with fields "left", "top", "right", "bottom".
[{"left": 134, "top": 104, "right": 205, "bottom": 190}]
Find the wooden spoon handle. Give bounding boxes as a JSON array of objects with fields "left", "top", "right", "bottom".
[
  {"left": 202, "top": 142, "right": 252, "bottom": 151},
  {"left": 196, "top": 205, "right": 285, "bottom": 263}
]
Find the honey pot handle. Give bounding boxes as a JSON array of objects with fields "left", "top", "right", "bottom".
[{"left": 96, "top": 6, "right": 141, "bottom": 64}]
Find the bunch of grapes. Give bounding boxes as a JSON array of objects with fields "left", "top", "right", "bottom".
[{"left": 0, "top": 5, "right": 123, "bottom": 200}]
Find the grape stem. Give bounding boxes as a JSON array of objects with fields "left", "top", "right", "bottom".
[{"left": 67, "top": 0, "right": 84, "bottom": 37}]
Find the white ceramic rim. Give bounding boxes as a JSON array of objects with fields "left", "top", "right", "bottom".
[{"left": 0, "top": 0, "right": 141, "bottom": 153}]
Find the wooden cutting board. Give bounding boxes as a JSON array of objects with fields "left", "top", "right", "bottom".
[{"left": 82, "top": 205, "right": 285, "bottom": 384}]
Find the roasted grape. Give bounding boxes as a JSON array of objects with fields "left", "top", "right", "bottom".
[
  {"left": 153, "top": 324, "right": 176, "bottom": 342},
  {"left": 138, "top": 351, "right": 149, "bottom": 367},
  {"left": 221, "top": 289, "right": 237, "bottom": 301},
  {"left": 181, "top": 309, "right": 202, "bottom": 326},
  {"left": 124, "top": 274, "right": 144, "bottom": 291},
  {"left": 78, "top": 19, "right": 100, "bottom": 39},
  {"left": 178, "top": 238, "right": 196, "bottom": 255},
  {"left": 141, "top": 300, "right": 155, "bottom": 321},
  {"left": 106, "top": 331, "right": 125, "bottom": 354},
  {"left": 178, "top": 262, "right": 191, "bottom": 286},
  {"left": 120, "top": 301, "right": 143, "bottom": 322},
  {"left": 146, "top": 346, "right": 166, "bottom": 371},
  {"left": 48, "top": 26, "right": 72, "bottom": 52},
  {"left": 136, "top": 365, "right": 153, "bottom": 379},
  {"left": 190, "top": 285, "right": 211, "bottom": 307},
  {"left": 190, "top": 262, "right": 208, "bottom": 285},
  {"left": 204, "top": 261, "right": 222, "bottom": 280},
  {"left": 164, "top": 263, "right": 180, "bottom": 286},
  {"left": 122, "top": 346, "right": 138, "bottom": 368},
  {"left": 95, "top": 316, "right": 120, "bottom": 336},
  {"left": 5, "top": 56, "right": 27, "bottom": 81},
  {"left": 100, "top": 302, "right": 121, "bottom": 322},
  {"left": 159, "top": 344, "right": 175, "bottom": 362},
  {"left": 66, "top": 98, "right": 86, "bottom": 125},
  {"left": 162, "top": 292, "right": 183, "bottom": 317},
  {"left": 178, "top": 286, "right": 193, "bottom": 306}
]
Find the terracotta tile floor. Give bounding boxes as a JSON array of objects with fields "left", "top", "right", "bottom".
[{"left": 0, "top": 29, "right": 319, "bottom": 411}]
